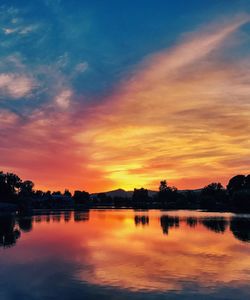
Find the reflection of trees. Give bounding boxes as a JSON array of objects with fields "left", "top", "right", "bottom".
[
  {"left": 64, "top": 211, "right": 72, "bottom": 222},
  {"left": 74, "top": 210, "right": 89, "bottom": 222},
  {"left": 134, "top": 215, "right": 149, "bottom": 226},
  {"left": 35, "top": 212, "right": 51, "bottom": 223},
  {"left": 186, "top": 217, "right": 198, "bottom": 228},
  {"left": 34, "top": 216, "right": 42, "bottom": 223},
  {"left": 201, "top": 217, "right": 228, "bottom": 233},
  {"left": 230, "top": 217, "right": 250, "bottom": 243},
  {"left": 45, "top": 214, "right": 51, "bottom": 223},
  {"left": 160, "top": 215, "right": 179, "bottom": 235},
  {"left": 0, "top": 216, "right": 21, "bottom": 248},
  {"left": 18, "top": 216, "right": 33, "bottom": 232},
  {"left": 52, "top": 213, "right": 61, "bottom": 223}
]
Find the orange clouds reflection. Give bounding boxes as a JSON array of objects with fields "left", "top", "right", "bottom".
[
  {"left": 7, "top": 210, "right": 250, "bottom": 295},
  {"left": 71, "top": 210, "right": 250, "bottom": 292}
]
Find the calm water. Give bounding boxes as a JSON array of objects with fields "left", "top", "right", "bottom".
[{"left": 0, "top": 209, "right": 250, "bottom": 300}]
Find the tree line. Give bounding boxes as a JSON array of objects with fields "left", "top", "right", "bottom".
[{"left": 0, "top": 171, "right": 249, "bottom": 212}]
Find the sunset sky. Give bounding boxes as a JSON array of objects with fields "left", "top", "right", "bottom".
[{"left": 0, "top": 0, "right": 250, "bottom": 192}]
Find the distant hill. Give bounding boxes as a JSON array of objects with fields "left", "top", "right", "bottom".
[
  {"left": 91, "top": 188, "right": 157, "bottom": 198},
  {"left": 91, "top": 188, "right": 202, "bottom": 198}
]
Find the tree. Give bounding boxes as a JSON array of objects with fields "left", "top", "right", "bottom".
[
  {"left": 245, "top": 175, "right": 250, "bottom": 189},
  {"left": 132, "top": 188, "right": 149, "bottom": 203},
  {"left": 35, "top": 190, "right": 44, "bottom": 198},
  {"left": 73, "top": 190, "right": 90, "bottom": 205},
  {"left": 0, "top": 171, "right": 21, "bottom": 202},
  {"left": 159, "top": 180, "right": 168, "bottom": 193},
  {"left": 63, "top": 189, "right": 72, "bottom": 197},
  {"left": 158, "top": 180, "right": 178, "bottom": 207},
  {"left": 5, "top": 173, "right": 22, "bottom": 193},
  {"left": 200, "top": 182, "right": 227, "bottom": 209},
  {"left": 231, "top": 190, "right": 250, "bottom": 212},
  {"left": 19, "top": 180, "right": 34, "bottom": 197},
  {"left": 203, "top": 182, "right": 223, "bottom": 193},
  {"left": 52, "top": 191, "right": 62, "bottom": 196},
  {"left": 227, "top": 175, "right": 246, "bottom": 195},
  {"left": 227, "top": 175, "right": 250, "bottom": 211}
]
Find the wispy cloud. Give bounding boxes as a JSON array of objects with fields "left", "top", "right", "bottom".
[
  {"left": 1, "top": 5, "right": 39, "bottom": 36},
  {"left": 74, "top": 62, "right": 88, "bottom": 73},
  {"left": 0, "top": 73, "right": 36, "bottom": 99},
  {"left": 3, "top": 27, "right": 17, "bottom": 34},
  {"left": 55, "top": 89, "right": 73, "bottom": 109},
  {"left": 0, "top": 109, "right": 19, "bottom": 127}
]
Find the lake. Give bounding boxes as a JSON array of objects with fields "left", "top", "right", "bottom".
[{"left": 0, "top": 209, "right": 250, "bottom": 300}]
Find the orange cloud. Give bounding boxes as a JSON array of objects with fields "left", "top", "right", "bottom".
[{"left": 73, "top": 15, "right": 250, "bottom": 191}]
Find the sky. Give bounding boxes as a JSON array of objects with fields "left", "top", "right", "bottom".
[{"left": 0, "top": 0, "right": 250, "bottom": 192}]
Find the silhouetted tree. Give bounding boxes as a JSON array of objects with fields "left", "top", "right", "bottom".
[
  {"left": 231, "top": 190, "right": 250, "bottom": 212},
  {"left": 64, "top": 189, "right": 72, "bottom": 197},
  {"left": 35, "top": 190, "right": 44, "bottom": 198},
  {"left": 114, "top": 196, "right": 131, "bottom": 208},
  {"left": 185, "top": 190, "right": 198, "bottom": 208},
  {"left": 227, "top": 175, "right": 247, "bottom": 195},
  {"left": 227, "top": 175, "right": 250, "bottom": 211},
  {"left": 0, "top": 171, "right": 21, "bottom": 202},
  {"left": 200, "top": 182, "right": 227, "bottom": 209},
  {"left": 96, "top": 193, "right": 112, "bottom": 205},
  {"left": 19, "top": 180, "right": 34, "bottom": 197},
  {"left": 52, "top": 191, "right": 62, "bottom": 196},
  {"left": 245, "top": 175, "right": 250, "bottom": 189},
  {"left": 159, "top": 180, "right": 168, "bottom": 193},
  {"left": 73, "top": 190, "right": 90, "bottom": 206},
  {"left": 158, "top": 180, "right": 178, "bottom": 207},
  {"left": 132, "top": 188, "right": 149, "bottom": 208}
]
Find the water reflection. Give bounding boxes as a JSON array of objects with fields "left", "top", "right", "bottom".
[
  {"left": 64, "top": 211, "right": 71, "bottom": 222},
  {"left": 1, "top": 211, "right": 250, "bottom": 248},
  {"left": 186, "top": 216, "right": 198, "bottom": 228},
  {"left": 74, "top": 210, "right": 89, "bottom": 222},
  {"left": 134, "top": 215, "right": 149, "bottom": 226},
  {"left": 0, "top": 210, "right": 250, "bottom": 299},
  {"left": 0, "top": 215, "right": 20, "bottom": 248},
  {"left": 18, "top": 216, "right": 33, "bottom": 232},
  {"left": 160, "top": 215, "right": 179, "bottom": 234},
  {"left": 200, "top": 217, "right": 228, "bottom": 233},
  {"left": 230, "top": 217, "right": 250, "bottom": 243}
]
